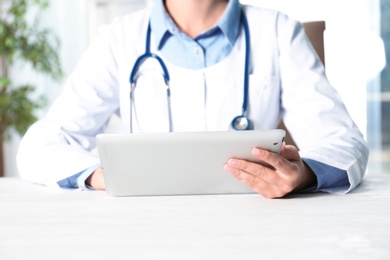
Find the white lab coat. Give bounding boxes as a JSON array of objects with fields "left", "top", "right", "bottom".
[{"left": 17, "top": 5, "right": 368, "bottom": 192}]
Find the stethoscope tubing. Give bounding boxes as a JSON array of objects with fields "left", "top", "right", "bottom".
[
  {"left": 129, "top": 24, "right": 170, "bottom": 85},
  {"left": 241, "top": 12, "right": 250, "bottom": 118},
  {"left": 129, "top": 10, "right": 250, "bottom": 132},
  {"left": 229, "top": 11, "right": 251, "bottom": 131}
]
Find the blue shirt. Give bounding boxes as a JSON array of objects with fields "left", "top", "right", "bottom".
[
  {"left": 58, "top": 0, "right": 349, "bottom": 192},
  {"left": 150, "top": 0, "right": 241, "bottom": 69}
]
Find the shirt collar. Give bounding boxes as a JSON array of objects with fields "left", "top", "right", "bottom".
[
  {"left": 150, "top": 0, "right": 241, "bottom": 49},
  {"left": 216, "top": 0, "right": 241, "bottom": 46},
  {"left": 150, "top": 0, "right": 173, "bottom": 50}
]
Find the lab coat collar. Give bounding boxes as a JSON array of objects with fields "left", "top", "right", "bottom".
[{"left": 150, "top": 0, "right": 241, "bottom": 50}]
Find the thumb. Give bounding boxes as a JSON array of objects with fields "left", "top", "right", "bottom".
[{"left": 281, "top": 144, "right": 300, "bottom": 161}]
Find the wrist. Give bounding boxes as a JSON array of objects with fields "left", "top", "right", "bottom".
[
  {"left": 296, "top": 162, "right": 317, "bottom": 191},
  {"left": 86, "top": 167, "right": 106, "bottom": 190}
]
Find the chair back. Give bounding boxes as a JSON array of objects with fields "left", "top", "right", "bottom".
[{"left": 303, "top": 21, "right": 326, "bottom": 65}]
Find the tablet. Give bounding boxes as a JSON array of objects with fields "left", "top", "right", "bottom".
[{"left": 96, "top": 129, "right": 286, "bottom": 196}]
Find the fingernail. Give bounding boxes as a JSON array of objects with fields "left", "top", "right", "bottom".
[
  {"left": 223, "top": 164, "right": 231, "bottom": 172},
  {"left": 228, "top": 159, "right": 239, "bottom": 167},
  {"left": 252, "top": 148, "right": 262, "bottom": 157},
  {"left": 224, "top": 165, "right": 238, "bottom": 176}
]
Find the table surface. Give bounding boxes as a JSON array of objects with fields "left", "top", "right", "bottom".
[{"left": 1, "top": 174, "right": 390, "bottom": 260}]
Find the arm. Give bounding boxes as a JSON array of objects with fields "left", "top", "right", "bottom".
[
  {"left": 275, "top": 13, "right": 368, "bottom": 193},
  {"left": 224, "top": 11, "right": 369, "bottom": 197},
  {"left": 16, "top": 23, "right": 120, "bottom": 187}
]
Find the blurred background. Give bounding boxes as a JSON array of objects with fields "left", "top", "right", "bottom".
[{"left": 3, "top": 0, "right": 388, "bottom": 177}]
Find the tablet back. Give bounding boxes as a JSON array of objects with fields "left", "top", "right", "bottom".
[{"left": 96, "top": 130, "right": 285, "bottom": 196}]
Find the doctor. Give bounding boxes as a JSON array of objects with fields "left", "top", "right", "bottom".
[{"left": 17, "top": 0, "right": 368, "bottom": 198}]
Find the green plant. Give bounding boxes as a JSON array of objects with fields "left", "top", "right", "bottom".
[{"left": 0, "top": 0, "right": 62, "bottom": 176}]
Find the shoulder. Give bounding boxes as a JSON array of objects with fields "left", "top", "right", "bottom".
[
  {"left": 91, "top": 7, "right": 151, "bottom": 56},
  {"left": 96, "top": 7, "right": 151, "bottom": 40},
  {"left": 241, "top": 4, "right": 300, "bottom": 29},
  {"left": 241, "top": 4, "right": 302, "bottom": 39}
]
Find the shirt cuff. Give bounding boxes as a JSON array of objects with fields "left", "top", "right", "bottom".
[
  {"left": 77, "top": 164, "right": 101, "bottom": 190},
  {"left": 57, "top": 172, "right": 83, "bottom": 189},
  {"left": 302, "top": 158, "right": 349, "bottom": 193}
]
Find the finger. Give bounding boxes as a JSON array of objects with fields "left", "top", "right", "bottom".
[
  {"left": 252, "top": 148, "right": 293, "bottom": 174},
  {"left": 280, "top": 145, "right": 300, "bottom": 161},
  {"left": 280, "top": 141, "right": 286, "bottom": 156},
  {"left": 225, "top": 158, "right": 275, "bottom": 184},
  {"left": 224, "top": 164, "right": 282, "bottom": 198}
]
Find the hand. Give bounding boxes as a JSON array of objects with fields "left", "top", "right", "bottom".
[
  {"left": 86, "top": 167, "right": 106, "bottom": 190},
  {"left": 223, "top": 144, "right": 317, "bottom": 198}
]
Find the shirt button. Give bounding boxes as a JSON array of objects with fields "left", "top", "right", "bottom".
[{"left": 193, "top": 48, "right": 200, "bottom": 56}]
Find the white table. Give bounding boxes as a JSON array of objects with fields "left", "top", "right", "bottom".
[{"left": 1, "top": 174, "right": 390, "bottom": 260}]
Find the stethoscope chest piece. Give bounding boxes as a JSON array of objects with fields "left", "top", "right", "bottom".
[{"left": 231, "top": 115, "right": 251, "bottom": 131}]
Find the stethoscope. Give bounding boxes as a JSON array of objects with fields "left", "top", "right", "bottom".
[{"left": 129, "top": 11, "right": 251, "bottom": 132}]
